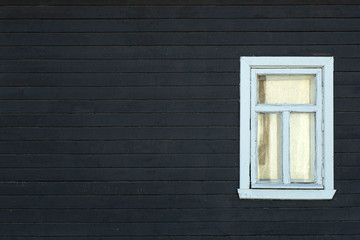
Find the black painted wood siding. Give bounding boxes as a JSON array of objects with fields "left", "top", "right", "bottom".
[{"left": 1, "top": 0, "right": 360, "bottom": 239}]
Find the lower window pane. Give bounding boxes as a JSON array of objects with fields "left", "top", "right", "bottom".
[
  {"left": 290, "top": 113, "right": 315, "bottom": 183},
  {"left": 257, "top": 113, "right": 282, "bottom": 182}
]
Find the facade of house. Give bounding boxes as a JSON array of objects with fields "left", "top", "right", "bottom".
[{"left": 1, "top": 0, "right": 360, "bottom": 239}]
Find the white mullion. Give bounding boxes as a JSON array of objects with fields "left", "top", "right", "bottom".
[{"left": 282, "top": 111, "right": 290, "bottom": 184}]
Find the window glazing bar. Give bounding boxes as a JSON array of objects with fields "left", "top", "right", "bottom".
[
  {"left": 255, "top": 105, "right": 318, "bottom": 112},
  {"left": 282, "top": 111, "right": 290, "bottom": 184}
]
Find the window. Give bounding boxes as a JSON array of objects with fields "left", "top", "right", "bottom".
[{"left": 238, "top": 57, "right": 336, "bottom": 200}]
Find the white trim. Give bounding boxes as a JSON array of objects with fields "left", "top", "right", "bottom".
[
  {"left": 323, "top": 57, "right": 334, "bottom": 190},
  {"left": 238, "top": 189, "right": 336, "bottom": 200},
  {"left": 239, "top": 56, "right": 336, "bottom": 200},
  {"left": 252, "top": 68, "right": 321, "bottom": 75},
  {"left": 241, "top": 57, "right": 332, "bottom": 68},
  {"left": 239, "top": 58, "right": 251, "bottom": 190}
]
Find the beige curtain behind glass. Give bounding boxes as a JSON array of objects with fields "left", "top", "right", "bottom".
[
  {"left": 257, "top": 113, "right": 282, "bottom": 181},
  {"left": 258, "top": 75, "right": 315, "bottom": 104},
  {"left": 257, "top": 74, "right": 316, "bottom": 183},
  {"left": 290, "top": 113, "right": 315, "bottom": 182}
]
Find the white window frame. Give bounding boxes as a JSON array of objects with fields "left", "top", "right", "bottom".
[{"left": 238, "top": 57, "right": 336, "bottom": 200}]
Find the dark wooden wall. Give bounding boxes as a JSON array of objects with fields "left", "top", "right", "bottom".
[{"left": 0, "top": 0, "right": 360, "bottom": 239}]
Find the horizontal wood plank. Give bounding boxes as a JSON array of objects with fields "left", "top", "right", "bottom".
[
  {"left": 0, "top": 140, "right": 238, "bottom": 154},
  {"left": 0, "top": 222, "right": 360, "bottom": 236},
  {"left": 0, "top": 207, "right": 359, "bottom": 223},
  {"left": 0, "top": 86, "right": 238, "bottom": 100},
  {"left": 0, "top": 113, "right": 238, "bottom": 127},
  {"left": 0, "top": 0, "right": 358, "bottom": 5},
  {"left": 0, "top": 168, "right": 238, "bottom": 181},
  {"left": 336, "top": 139, "right": 360, "bottom": 153},
  {"left": 336, "top": 85, "right": 360, "bottom": 98},
  {"left": 1, "top": 33, "right": 360, "bottom": 46},
  {"left": 1, "top": 6, "right": 360, "bottom": 19},
  {"left": 0, "top": 154, "right": 238, "bottom": 168},
  {"left": 0, "top": 181, "right": 237, "bottom": 195},
  {"left": 3, "top": 19, "right": 360, "bottom": 32},
  {"left": 0, "top": 73, "right": 238, "bottom": 86},
  {"left": 0, "top": 127, "right": 238, "bottom": 140},
  {"left": 0, "top": 46, "right": 358, "bottom": 60},
  {"left": 335, "top": 113, "right": 360, "bottom": 125},
  {"left": 0, "top": 59, "right": 237, "bottom": 73},
  {"left": 3, "top": 237, "right": 360, "bottom": 240},
  {"left": 0, "top": 100, "right": 238, "bottom": 113},
  {"left": 1, "top": 236, "right": 359, "bottom": 240},
  {"left": 335, "top": 99, "right": 360, "bottom": 112},
  {"left": 336, "top": 126, "right": 360, "bottom": 139}
]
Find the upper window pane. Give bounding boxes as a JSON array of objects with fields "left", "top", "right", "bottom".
[{"left": 258, "top": 74, "right": 315, "bottom": 104}]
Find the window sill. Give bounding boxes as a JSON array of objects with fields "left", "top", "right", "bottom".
[
  {"left": 238, "top": 189, "right": 336, "bottom": 200},
  {"left": 251, "top": 183, "right": 323, "bottom": 189}
]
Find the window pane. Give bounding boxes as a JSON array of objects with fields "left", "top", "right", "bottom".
[
  {"left": 257, "top": 113, "right": 282, "bottom": 182},
  {"left": 258, "top": 75, "right": 315, "bottom": 104},
  {"left": 290, "top": 113, "right": 315, "bottom": 183}
]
